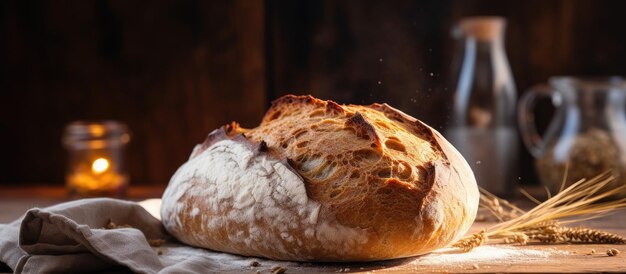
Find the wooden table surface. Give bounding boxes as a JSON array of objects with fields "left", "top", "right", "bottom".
[
  {"left": 0, "top": 185, "right": 165, "bottom": 223},
  {"left": 1, "top": 185, "right": 625, "bottom": 273}
]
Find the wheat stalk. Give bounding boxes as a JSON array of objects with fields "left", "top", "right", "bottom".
[
  {"left": 454, "top": 171, "right": 626, "bottom": 252},
  {"left": 478, "top": 187, "right": 525, "bottom": 222}
]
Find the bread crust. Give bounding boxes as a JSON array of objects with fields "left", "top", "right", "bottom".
[{"left": 161, "top": 95, "right": 478, "bottom": 261}]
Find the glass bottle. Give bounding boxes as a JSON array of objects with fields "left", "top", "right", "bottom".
[
  {"left": 445, "top": 16, "right": 518, "bottom": 196},
  {"left": 62, "top": 121, "right": 131, "bottom": 197}
]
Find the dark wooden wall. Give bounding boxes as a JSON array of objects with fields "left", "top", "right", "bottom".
[
  {"left": 269, "top": 0, "right": 626, "bottom": 125},
  {"left": 2, "top": 0, "right": 626, "bottom": 185},
  {"left": 0, "top": 1, "right": 266, "bottom": 184}
]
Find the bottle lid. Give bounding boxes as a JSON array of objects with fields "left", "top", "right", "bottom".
[{"left": 458, "top": 16, "right": 506, "bottom": 41}]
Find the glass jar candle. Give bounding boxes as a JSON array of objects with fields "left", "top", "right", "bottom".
[{"left": 62, "top": 121, "right": 131, "bottom": 197}]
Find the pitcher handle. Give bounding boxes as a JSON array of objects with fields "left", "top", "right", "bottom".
[{"left": 518, "top": 85, "right": 559, "bottom": 158}]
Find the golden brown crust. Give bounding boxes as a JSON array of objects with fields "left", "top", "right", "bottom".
[{"left": 162, "top": 94, "right": 479, "bottom": 261}]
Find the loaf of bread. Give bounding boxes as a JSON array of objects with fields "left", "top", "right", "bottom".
[{"left": 161, "top": 95, "right": 478, "bottom": 262}]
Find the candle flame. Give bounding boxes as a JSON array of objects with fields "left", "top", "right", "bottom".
[{"left": 92, "top": 158, "right": 109, "bottom": 174}]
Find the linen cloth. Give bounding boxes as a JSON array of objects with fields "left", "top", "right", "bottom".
[{"left": 0, "top": 198, "right": 288, "bottom": 274}]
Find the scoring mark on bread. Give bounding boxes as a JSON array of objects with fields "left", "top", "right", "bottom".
[
  {"left": 345, "top": 112, "right": 382, "bottom": 149},
  {"left": 369, "top": 103, "right": 450, "bottom": 163},
  {"left": 325, "top": 100, "right": 345, "bottom": 114}
]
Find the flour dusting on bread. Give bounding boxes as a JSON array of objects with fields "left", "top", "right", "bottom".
[{"left": 161, "top": 137, "right": 368, "bottom": 260}]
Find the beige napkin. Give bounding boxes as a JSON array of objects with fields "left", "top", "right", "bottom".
[{"left": 0, "top": 198, "right": 290, "bottom": 274}]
